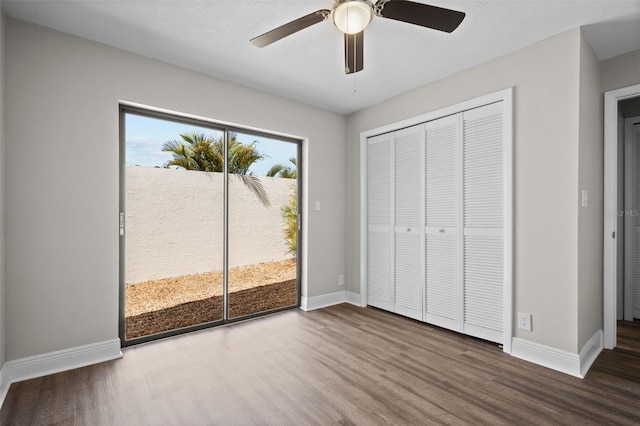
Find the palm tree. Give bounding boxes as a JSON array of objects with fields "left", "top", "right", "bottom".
[
  {"left": 162, "top": 131, "right": 270, "bottom": 206},
  {"left": 266, "top": 157, "right": 297, "bottom": 179},
  {"left": 267, "top": 157, "right": 298, "bottom": 257},
  {"left": 281, "top": 192, "right": 297, "bottom": 257}
]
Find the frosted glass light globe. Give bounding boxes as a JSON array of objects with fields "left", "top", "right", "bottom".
[{"left": 332, "top": 1, "right": 373, "bottom": 34}]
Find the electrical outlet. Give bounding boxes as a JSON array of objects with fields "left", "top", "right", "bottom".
[
  {"left": 518, "top": 312, "right": 532, "bottom": 331},
  {"left": 338, "top": 274, "right": 344, "bottom": 286}
]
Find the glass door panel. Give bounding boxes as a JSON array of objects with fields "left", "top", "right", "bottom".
[
  {"left": 122, "top": 112, "right": 224, "bottom": 342},
  {"left": 227, "top": 132, "right": 299, "bottom": 319}
]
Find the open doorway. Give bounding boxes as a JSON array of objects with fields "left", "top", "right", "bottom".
[
  {"left": 620, "top": 104, "right": 640, "bottom": 353},
  {"left": 119, "top": 106, "right": 301, "bottom": 346},
  {"left": 604, "top": 85, "right": 640, "bottom": 351}
]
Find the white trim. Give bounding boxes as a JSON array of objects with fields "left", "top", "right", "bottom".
[
  {"left": 579, "top": 330, "right": 604, "bottom": 378},
  {"left": 359, "top": 89, "right": 512, "bottom": 141},
  {"left": 502, "top": 89, "right": 514, "bottom": 354},
  {"left": 512, "top": 338, "right": 582, "bottom": 378},
  {"left": 0, "top": 339, "right": 122, "bottom": 409},
  {"left": 359, "top": 129, "right": 368, "bottom": 307},
  {"left": 300, "top": 291, "right": 362, "bottom": 311},
  {"left": 0, "top": 365, "right": 7, "bottom": 410},
  {"left": 300, "top": 292, "right": 340, "bottom": 311},
  {"left": 345, "top": 291, "right": 362, "bottom": 306},
  {"left": 604, "top": 84, "right": 640, "bottom": 349},
  {"left": 511, "top": 330, "right": 602, "bottom": 379},
  {"left": 359, "top": 88, "right": 514, "bottom": 351}
]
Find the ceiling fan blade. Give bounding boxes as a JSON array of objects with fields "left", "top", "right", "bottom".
[
  {"left": 250, "top": 10, "right": 331, "bottom": 48},
  {"left": 345, "top": 31, "right": 364, "bottom": 74},
  {"left": 376, "top": 0, "right": 465, "bottom": 33}
]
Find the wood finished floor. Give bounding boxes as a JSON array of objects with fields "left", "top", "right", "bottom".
[
  {"left": 2, "top": 304, "right": 640, "bottom": 425},
  {"left": 617, "top": 319, "right": 640, "bottom": 354}
]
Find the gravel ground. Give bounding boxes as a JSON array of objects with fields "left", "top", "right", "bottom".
[{"left": 125, "top": 259, "right": 297, "bottom": 339}]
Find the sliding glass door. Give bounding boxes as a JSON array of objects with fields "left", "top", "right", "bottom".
[
  {"left": 119, "top": 107, "right": 300, "bottom": 345},
  {"left": 228, "top": 132, "right": 299, "bottom": 319}
]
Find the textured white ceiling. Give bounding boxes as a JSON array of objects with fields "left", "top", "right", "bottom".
[{"left": 3, "top": 0, "right": 640, "bottom": 114}]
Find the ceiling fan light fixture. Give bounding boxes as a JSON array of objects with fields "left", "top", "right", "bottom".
[{"left": 332, "top": 0, "right": 373, "bottom": 34}]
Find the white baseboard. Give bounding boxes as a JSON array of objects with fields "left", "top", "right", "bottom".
[
  {"left": 0, "top": 365, "right": 6, "bottom": 410},
  {"left": 0, "top": 339, "right": 122, "bottom": 409},
  {"left": 300, "top": 290, "right": 362, "bottom": 311},
  {"left": 511, "top": 329, "right": 603, "bottom": 378},
  {"left": 345, "top": 291, "right": 362, "bottom": 306},
  {"left": 579, "top": 330, "right": 604, "bottom": 378}
]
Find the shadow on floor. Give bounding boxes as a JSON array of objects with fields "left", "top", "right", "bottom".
[{"left": 125, "top": 279, "right": 297, "bottom": 339}]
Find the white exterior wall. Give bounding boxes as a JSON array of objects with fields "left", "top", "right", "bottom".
[{"left": 125, "top": 167, "right": 294, "bottom": 283}]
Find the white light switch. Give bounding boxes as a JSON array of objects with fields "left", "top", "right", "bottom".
[{"left": 315, "top": 201, "right": 321, "bottom": 211}]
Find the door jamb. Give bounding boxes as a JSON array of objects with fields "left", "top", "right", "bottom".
[{"left": 603, "top": 84, "right": 640, "bottom": 349}]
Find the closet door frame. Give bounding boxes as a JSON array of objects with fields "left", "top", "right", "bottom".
[{"left": 360, "top": 88, "right": 513, "bottom": 354}]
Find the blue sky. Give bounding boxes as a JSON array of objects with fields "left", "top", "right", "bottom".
[{"left": 125, "top": 113, "right": 297, "bottom": 176}]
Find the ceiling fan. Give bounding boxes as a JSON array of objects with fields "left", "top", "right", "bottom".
[{"left": 250, "top": 0, "right": 465, "bottom": 74}]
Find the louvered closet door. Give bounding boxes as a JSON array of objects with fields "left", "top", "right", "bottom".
[
  {"left": 367, "top": 132, "right": 394, "bottom": 311},
  {"left": 424, "top": 114, "right": 461, "bottom": 331},
  {"left": 394, "top": 125, "right": 424, "bottom": 320},
  {"left": 462, "top": 102, "right": 504, "bottom": 343}
]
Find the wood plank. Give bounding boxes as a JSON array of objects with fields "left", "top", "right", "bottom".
[{"left": 2, "top": 304, "right": 640, "bottom": 425}]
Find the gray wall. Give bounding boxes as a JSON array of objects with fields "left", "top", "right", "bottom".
[
  {"left": 577, "top": 34, "right": 604, "bottom": 349},
  {"left": 601, "top": 49, "right": 640, "bottom": 93},
  {"left": 346, "top": 28, "right": 590, "bottom": 353},
  {"left": 3, "top": 18, "right": 347, "bottom": 361}
]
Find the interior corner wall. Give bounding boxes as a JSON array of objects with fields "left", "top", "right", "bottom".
[
  {"left": 346, "top": 28, "right": 583, "bottom": 353},
  {"left": 3, "top": 17, "right": 347, "bottom": 361},
  {"left": 601, "top": 49, "right": 640, "bottom": 93},
  {"left": 577, "top": 31, "right": 604, "bottom": 350}
]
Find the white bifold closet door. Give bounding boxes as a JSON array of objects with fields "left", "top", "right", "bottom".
[
  {"left": 367, "top": 100, "right": 505, "bottom": 345},
  {"left": 367, "top": 125, "right": 424, "bottom": 320},
  {"left": 461, "top": 102, "right": 504, "bottom": 343},
  {"left": 394, "top": 125, "right": 424, "bottom": 320},
  {"left": 367, "top": 132, "right": 394, "bottom": 311},
  {"left": 425, "top": 114, "right": 460, "bottom": 330},
  {"left": 424, "top": 102, "right": 504, "bottom": 343}
]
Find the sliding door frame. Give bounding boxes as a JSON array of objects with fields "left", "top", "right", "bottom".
[
  {"left": 359, "top": 88, "right": 513, "bottom": 353},
  {"left": 119, "top": 103, "right": 303, "bottom": 347}
]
